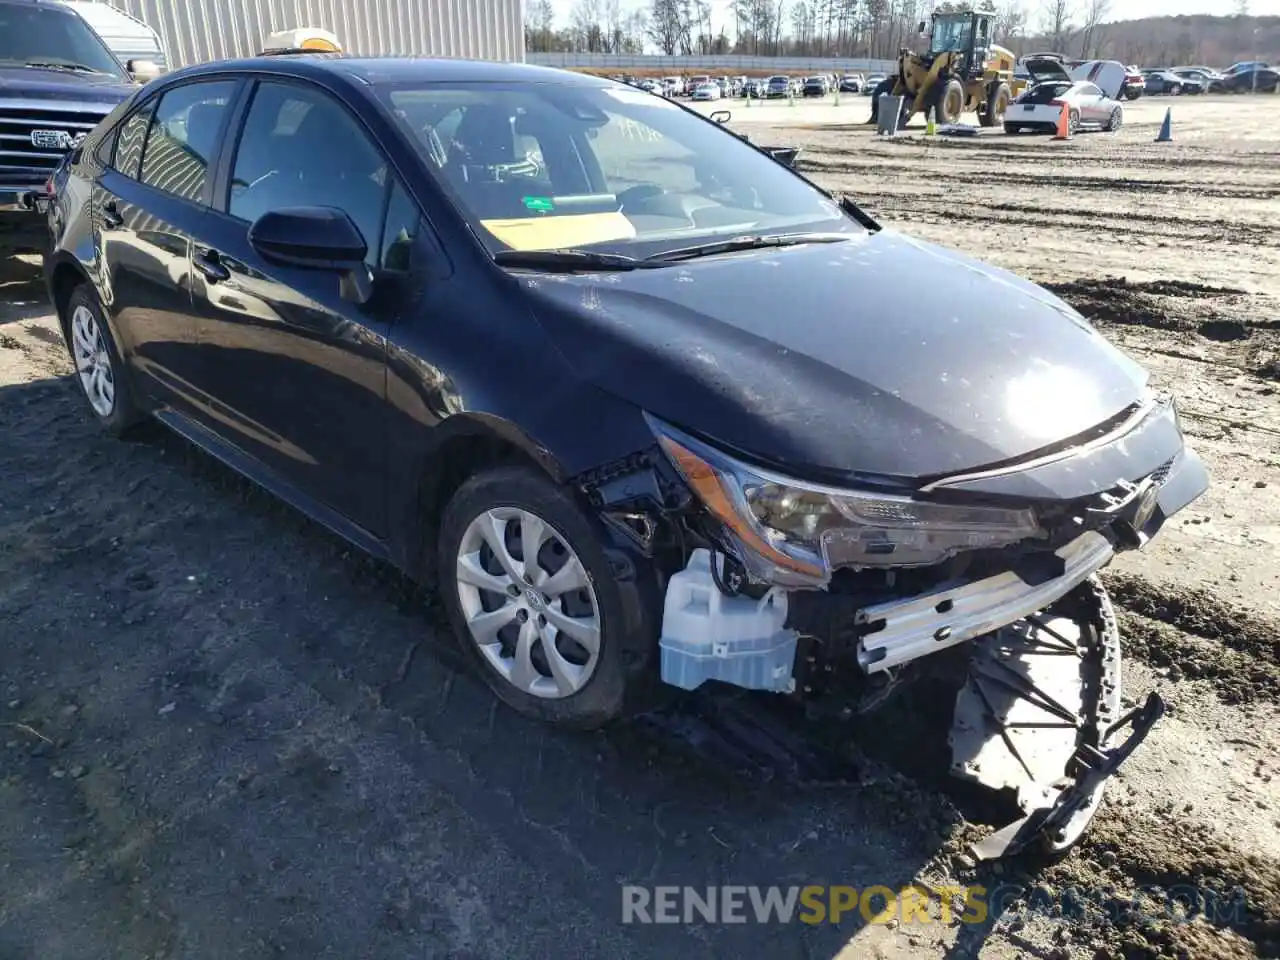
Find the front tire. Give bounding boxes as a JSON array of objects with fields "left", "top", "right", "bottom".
[
  {"left": 931, "top": 78, "right": 966, "bottom": 125},
  {"left": 1105, "top": 106, "right": 1123, "bottom": 132},
  {"left": 63, "top": 285, "right": 142, "bottom": 437},
  {"left": 437, "top": 465, "right": 632, "bottom": 729},
  {"left": 980, "top": 81, "right": 1011, "bottom": 127}
]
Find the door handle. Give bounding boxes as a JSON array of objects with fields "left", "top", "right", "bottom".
[
  {"left": 194, "top": 249, "right": 230, "bottom": 284},
  {"left": 101, "top": 201, "right": 123, "bottom": 228}
]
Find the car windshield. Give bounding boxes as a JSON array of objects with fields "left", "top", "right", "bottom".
[
  {"left": 381, "top": 80, "right": 856, "bottom": 258},
  {"left": 0, "top": 2, "right": 126, "bottom": 79}
]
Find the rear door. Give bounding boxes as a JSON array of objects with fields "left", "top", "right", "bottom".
[
  {"left": 183, "top": 78, "right": 407, "bottom": 536},
  {"left": 93, "top": 77, "right": 240, "bottom": 413}
]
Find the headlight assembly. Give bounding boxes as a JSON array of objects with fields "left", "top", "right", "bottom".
[{"left": 648, "top": 415, "right": 1042, "bottom": 585}]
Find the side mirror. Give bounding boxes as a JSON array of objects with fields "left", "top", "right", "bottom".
[
  {"left": 127, "top": 59, "right": 162, "bottom": 84},
  {"left": 710, "top": 109, "right": 732, "bottom": 124},
  {"left": 248, "top": 206, "right": 373, "bottom": 304},
  {"left": 917, "top": 20, "right": 927, "bottom": 34}
]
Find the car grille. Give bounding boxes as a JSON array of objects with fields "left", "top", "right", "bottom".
[{"left": 0, "top": 105, "right": 107, "bottom": 188}]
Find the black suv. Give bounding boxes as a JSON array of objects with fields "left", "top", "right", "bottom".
[
  {"left": 0, "top": 0, "right": 139, "bottom": 256},
  {"left": 45, "top": 54, "right": 1206, "bottom": 858}
]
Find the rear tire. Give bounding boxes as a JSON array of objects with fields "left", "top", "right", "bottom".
[
  {"left": 1105, "top": 106, "right": 1123, "bottom": 132},
  {"left": 62, "top": 285, "right": 143, "bottom": 437},
  {"left": 437, "top": 465, "right": 636, "bottom": 729},
  {"left": 1068, "top": 108, "right": 1081, "bottom": 135}
]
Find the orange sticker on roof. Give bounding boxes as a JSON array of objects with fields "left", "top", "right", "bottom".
[{"left": 481, "top": 212, "right": 637, "bottom": 251}]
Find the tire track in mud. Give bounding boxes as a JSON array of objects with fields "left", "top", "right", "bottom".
[
  {"left": 1114, "top": 610, "right": 1280, "bottom": 705},
  {"left": 1041, "top": 278, "right": 1280, "bottom": 382},
  {"left": 860, "top": 198, "right": 1273, "bottom": 247},
  {"left": 802, "top": 158, "right": 1280, "bottom": 200},
  {"left": 1033, "top": 809, "right": 1280, "bottom": 959},
  {"left": 1104, "top": 571, "right": 1280, "bottom": 667},
  {"left": 894, "top": 197, "right": 1277, "bottom": 236}
]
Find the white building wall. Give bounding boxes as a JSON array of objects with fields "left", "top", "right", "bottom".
[{"left": 103, "top": 0, "right": 524, "bottom": 69}]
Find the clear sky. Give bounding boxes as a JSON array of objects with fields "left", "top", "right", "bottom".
[{"left": 545, "top": 0, "right": 1280, "bottom": 31}]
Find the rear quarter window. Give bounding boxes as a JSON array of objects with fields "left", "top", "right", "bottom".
[{"left": 112, "top": 104, "right": 153, "bottom": 179}]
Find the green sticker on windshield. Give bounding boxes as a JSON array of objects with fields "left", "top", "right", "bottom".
[{"left": 523, "top": 196, "right": 555, "bottom": 212}]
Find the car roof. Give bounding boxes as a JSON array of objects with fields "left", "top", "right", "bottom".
[
  {"left": 0, "top": 0, "right": 78, "bottom": 14},
  {"left": 162, "top": 55, "right": 609, "bottom": 89}
]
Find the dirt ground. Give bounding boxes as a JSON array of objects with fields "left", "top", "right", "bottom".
[{"left": 2, "top": 94, "right": 1278, "bottom": 959}]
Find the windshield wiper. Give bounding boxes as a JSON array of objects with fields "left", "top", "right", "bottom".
[
  {"left": 644, "top": 232, "right": 852, "bottom": 263},
  {"left": 25, "top": 60, "right": 105, "bottom": 74},
  {"left": 493, "top": 249, "right": 666, "bottom": 272}
]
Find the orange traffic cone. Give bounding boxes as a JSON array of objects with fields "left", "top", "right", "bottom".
[{"left": 1052, "top": 101, "right": 1072, "bottom": 140}]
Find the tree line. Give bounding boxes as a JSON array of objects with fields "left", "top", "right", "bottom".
[{"left": 524, "top": 0, "right": 1278, "bottom": 68}]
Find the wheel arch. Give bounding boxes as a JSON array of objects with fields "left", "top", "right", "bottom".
[
  {"left": 46, "top": 254, "right": 91, "bottom": 336},
  {"left": 398, "top": 412, "right": 570, "bottom": 581}
]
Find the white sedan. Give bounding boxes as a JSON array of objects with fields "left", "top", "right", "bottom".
[
  {"left": 691, "top": 82, "right": 722, "bottom": 101},
  {"left": 1006, "top": 57, "right": 1124, "bottom": 135}
]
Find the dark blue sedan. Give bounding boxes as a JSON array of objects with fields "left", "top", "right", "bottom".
[{"left": 43, "top": 53, "right": 1206, "bottom": 856}]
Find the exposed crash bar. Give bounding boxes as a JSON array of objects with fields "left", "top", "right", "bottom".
[{"left": 856, "top": 531, "right": 1115, "bottom": 672}]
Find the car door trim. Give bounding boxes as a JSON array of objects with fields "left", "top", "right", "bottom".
[{"left": 153, "top": 406, "right": 392, "bottom": 563}]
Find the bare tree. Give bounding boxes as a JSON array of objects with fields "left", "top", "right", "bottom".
[
  {"left": 648, "top": 0, "right": 684, "bottom": 53},
  {"left": 524, "top": 0, "right": 556, "bottom": 52},
  {"left": 1040, "top": 0, "right": 1074, "bottom": 52},
  {"left": 570, "top": 0, "right": 605, "bottom": 51},
  {"left": 994, "top": 1, "right": 1026, "bottom": 45},
  {"left": 1077, "top": 0, "right": 1109, "bottom": 58}
]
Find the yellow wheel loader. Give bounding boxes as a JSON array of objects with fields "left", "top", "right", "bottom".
[{"left": 868, "top": 10, "right": 1016, "bottom": 129}]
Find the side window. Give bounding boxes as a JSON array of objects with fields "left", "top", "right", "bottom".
[
  {"left": 139, "top": 80, "right": 237, "bottom": 202},
  {"left": 380, "top": 179, "right": 421, "bottom": 273},
  {"left": 228, "top": 81, "right": 388, "bottom": 266},
  {"left": 113, "top": 105, "right": 153, "bottom": 179}
]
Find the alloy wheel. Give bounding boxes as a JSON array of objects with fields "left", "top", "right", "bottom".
[
  {"left": 70, "top": 304, "right": 115, "bottom": 418},
  {"left": 455, "top": 507, "right": 601, "bottom": 699}
]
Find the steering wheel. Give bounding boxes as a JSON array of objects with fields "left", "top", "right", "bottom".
[
  {"left": 418, "top": 123, "right": 449, "bottom": 170},
  {"left": 617, "top": 183, "right": 664, "bottom": 210}
]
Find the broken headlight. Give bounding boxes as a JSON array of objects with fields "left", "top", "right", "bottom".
[{"left": 649, "top": 415, "right": 1042, "bottom": 584}]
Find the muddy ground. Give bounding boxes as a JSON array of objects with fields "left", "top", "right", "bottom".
[{"left": 2, "top": 95, "right": 1279, "bottom": 959}]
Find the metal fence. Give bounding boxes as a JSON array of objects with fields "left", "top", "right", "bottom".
[
  {"left": 527, "top": 52, "right": 897, "bottom": 73},
  {"left": 100, "top": 0, "right": 525, "bottom": 68}
]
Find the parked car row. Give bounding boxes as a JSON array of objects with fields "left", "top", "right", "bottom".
[
  {"left": 1129, "top": 61, "right": 1277, "bottom": 95},
  {"left": 1023, "top": 53, "right": 1276, "bottom": 97},
  {"left": 602, "top": 71, "right": 873, "bottom": 102}
]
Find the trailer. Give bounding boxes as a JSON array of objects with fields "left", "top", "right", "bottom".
[{"left": 104, "top": 0, "right": 524, "bottom": 68}]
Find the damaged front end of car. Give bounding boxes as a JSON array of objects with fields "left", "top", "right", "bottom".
[{"left": 578, "top": 395, "right": 1208, "bottom": 860}]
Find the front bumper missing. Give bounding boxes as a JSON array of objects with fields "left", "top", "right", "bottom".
[
  {"left": 857, "top": 531, "right": 1115, "bottom": 673},
  {"left": 950, "top": 582, "right": 1162, "bottom": 860}
]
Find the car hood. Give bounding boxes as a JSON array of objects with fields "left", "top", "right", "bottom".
[
  {"left": 519, "top": 231, "right": 1150, "bottom": 483},
  {"left": 0, "top": 65, "right": 134, "bottom": 104}
]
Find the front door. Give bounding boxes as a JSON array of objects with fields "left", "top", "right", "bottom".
[{"left": 185, "top": 79, "right": 402, "bottom": 537}]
